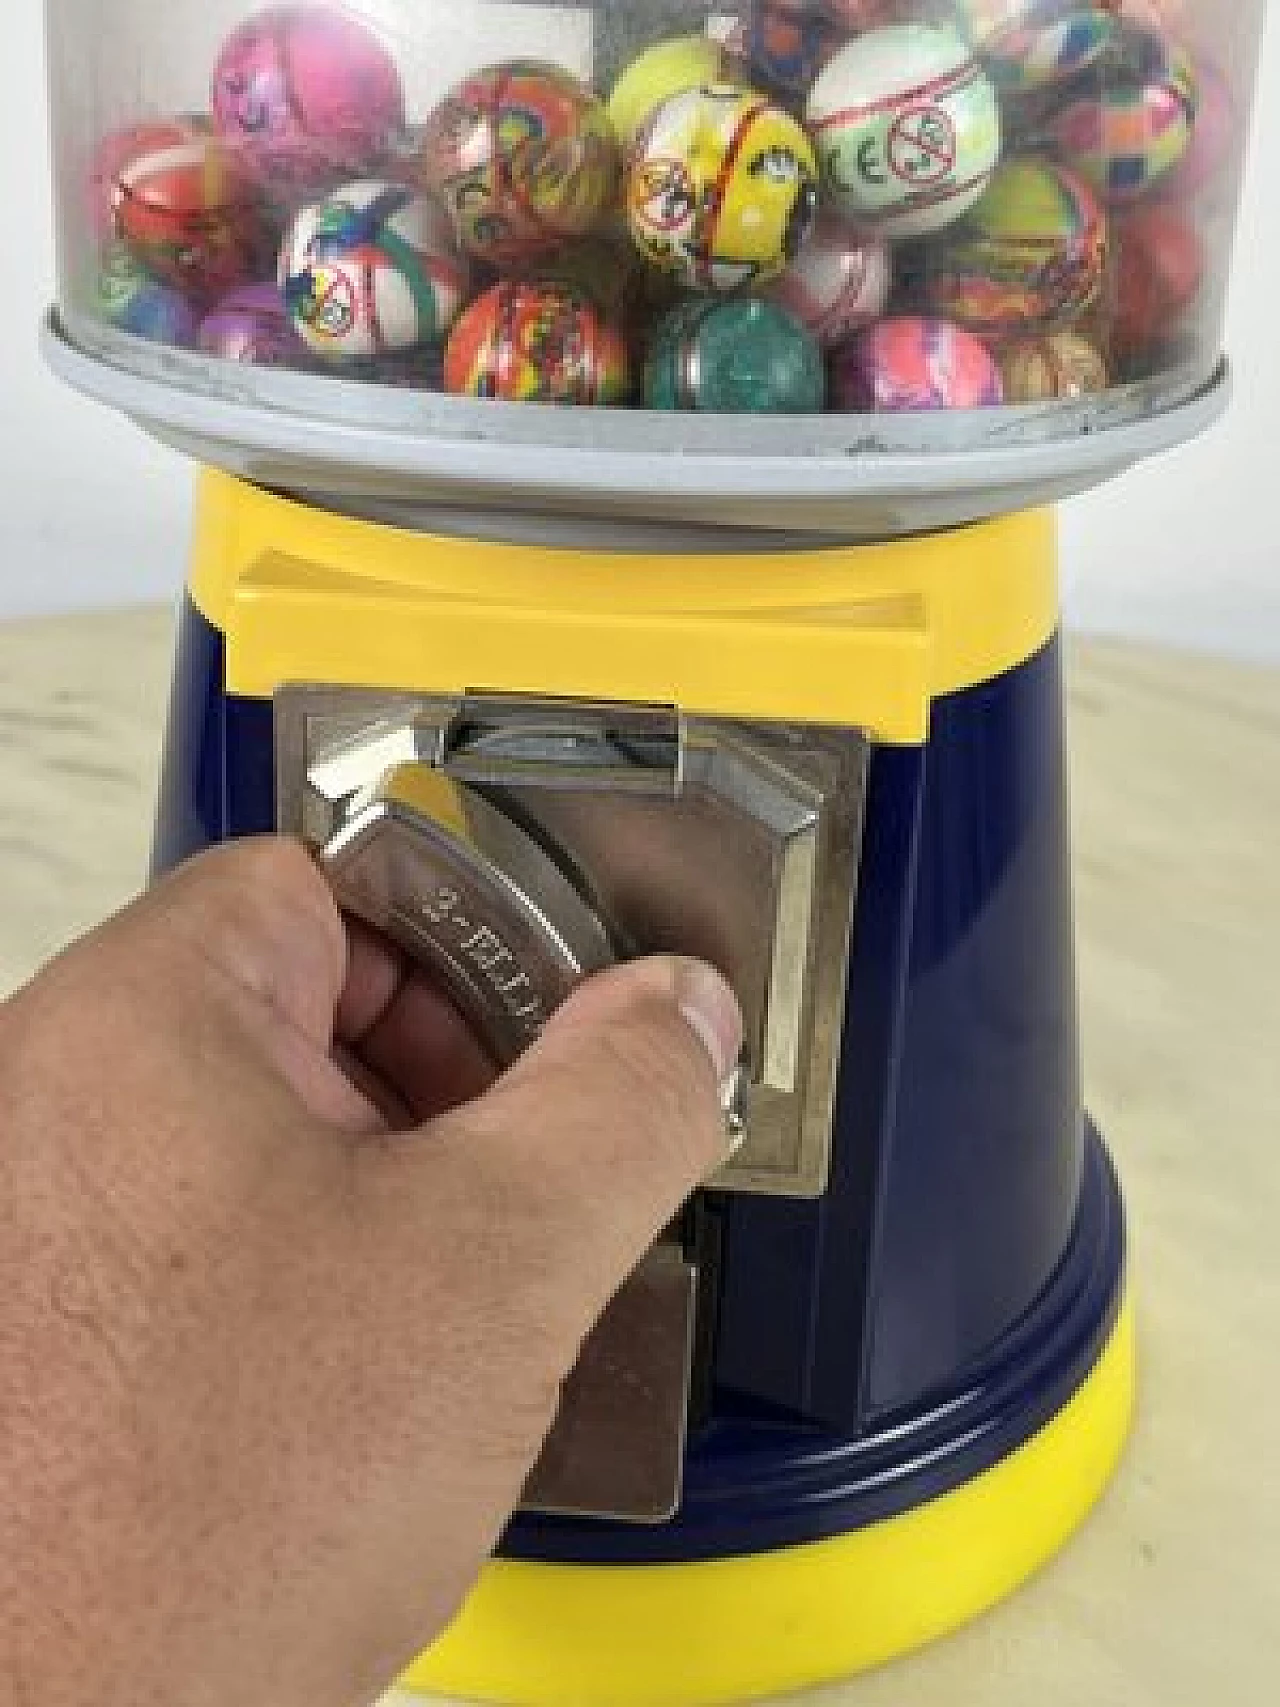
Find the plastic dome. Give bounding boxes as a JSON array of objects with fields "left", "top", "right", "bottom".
[{"left": 43, "top": 0, "right": 1269, "bottom": 530}]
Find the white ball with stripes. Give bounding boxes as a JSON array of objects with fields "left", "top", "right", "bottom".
[
  {"left": 280, "top": 180, "right": 468, "bottom": 360},
  {"left": 764, "top": 218, "right": 893, "bottom": 349},
  {"left": 806, "top": 25, "right": 1002, "bottom": 241}
]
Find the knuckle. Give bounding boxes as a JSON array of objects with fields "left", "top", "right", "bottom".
[
  {"left": 166, "top": 839, "right": 343, "bottom": 1009},
  {"left": 497, "top": 1004, "right": 723, "bottom": 1207},
  {"left": 201, "top": 837, "right": 333, "bottom": 932},
  {"left": 595, "top": 1006, "right": 720, "bottom": 1156}
]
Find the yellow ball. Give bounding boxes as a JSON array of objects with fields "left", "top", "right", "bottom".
[
  {"left": 628, "top": 85, "right": 819, "bottom": 291},
  {"left": 607, "top": 35, "right": 727, "bottom": 146}
]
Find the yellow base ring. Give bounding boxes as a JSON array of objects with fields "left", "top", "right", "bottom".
[{"left": 403, "top": 1296, "right": 1134, "bottom": 1707}]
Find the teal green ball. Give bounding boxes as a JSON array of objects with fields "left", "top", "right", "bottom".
[{"left": 644, "top": 298, "right": 825, "bottom": 413}]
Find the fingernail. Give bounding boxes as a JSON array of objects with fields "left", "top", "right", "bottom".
[{"left": 676, "top": 960, "right": 744, "bottom": 1089}]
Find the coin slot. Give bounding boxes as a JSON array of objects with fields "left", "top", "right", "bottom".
[{"left": 276, "top": 685, "right": 868, "bottom": 1199}]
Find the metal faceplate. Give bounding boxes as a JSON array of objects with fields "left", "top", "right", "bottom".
[
  {"left": 276, "top": 687, "right": 867, "bottom": 1525},
  {"left": 277, "top": 687, "right": 869, "bottom": 1201}
]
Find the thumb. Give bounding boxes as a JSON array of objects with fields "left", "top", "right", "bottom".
[{"left": 434, "top": 956, "right": 743, "bottom": 1332}]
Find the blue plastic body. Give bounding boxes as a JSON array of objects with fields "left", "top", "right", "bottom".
[{"left": 153, "top": 597, "right": 1125, "bottom": 1566}]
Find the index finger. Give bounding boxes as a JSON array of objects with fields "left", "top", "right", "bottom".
[{"left": 336, "top": 918, "right": 497, "bottom": 1122}]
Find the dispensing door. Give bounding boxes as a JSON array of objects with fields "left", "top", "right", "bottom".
[{"left": 276, "top": 688, "right": 868, "bottom": 1521}]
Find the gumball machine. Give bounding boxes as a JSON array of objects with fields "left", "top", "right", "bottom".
[{"left": 42, "top": 1, "right": 1267, "bottom": 1703}]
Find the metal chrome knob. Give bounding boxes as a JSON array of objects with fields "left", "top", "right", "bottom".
[{"left": 320, "top": 761, "right": 615, "bottom": 1066}]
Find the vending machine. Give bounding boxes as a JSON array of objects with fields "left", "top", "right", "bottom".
[{"left": 42, "top": 2, "right": 1267, "bottom": 1701}]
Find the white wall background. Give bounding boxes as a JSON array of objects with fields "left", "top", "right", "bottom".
[{"left": 3, "top": 1, "right": 1278, "bottom": 660}]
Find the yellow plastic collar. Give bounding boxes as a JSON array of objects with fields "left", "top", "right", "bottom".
[{"left": 190, "top": 471, "right": 1059, "bottom": 745}]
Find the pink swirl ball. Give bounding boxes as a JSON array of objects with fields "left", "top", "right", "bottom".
[
  {"left": 833, "top": 316, "right": 1005, "bottom": 410},
  {"left": 212, "top": 4, "right": 405, "bottom": 197}
]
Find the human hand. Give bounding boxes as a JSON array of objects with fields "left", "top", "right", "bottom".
[{"left": 0, "top": 838, "right": 741, "bottom": 1707}]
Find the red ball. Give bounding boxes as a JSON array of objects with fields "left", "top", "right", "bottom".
[
  {"left": 445, "top": 281, "right": 630, "bottom": 404},
  {"left": 109, "top": 119, "right": 273, "bottom": 298},
  {"left": 89, "top": 118, "right": 210, "bottom": 241},
  {"left": 1108, "top": 204, "right": 1205, "bottom": 358}
]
